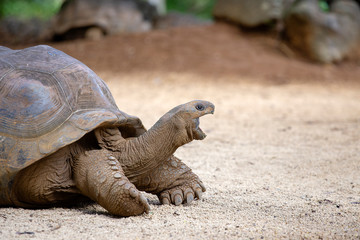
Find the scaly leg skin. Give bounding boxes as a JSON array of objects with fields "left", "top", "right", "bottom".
[
  {"left": 73, "top": 149, "right": 150, "bottom": 216},
  {"left": 129, "top": 155, "right": 206, "bottom": 206}
]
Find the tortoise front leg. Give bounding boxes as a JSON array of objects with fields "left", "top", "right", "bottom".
[
  {"left": 73, "top": 149, "right": 149, "bottom": 216},
  {"left": 129, "top": 155, "right": 206, "bottom": 206},
  {"left": 94, "top": 125, "right": 208, "bottom": 206}
]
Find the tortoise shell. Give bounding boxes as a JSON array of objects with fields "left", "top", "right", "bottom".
[
  {"left": 53, "top": 0, "right": 155, "bottom": 38},
  {"left": 0, "top": 45, "right": 145, "bottom": 204}
]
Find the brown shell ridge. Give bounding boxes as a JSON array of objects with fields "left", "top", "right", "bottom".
[
  {"left": 0, "top": 58, "right": 15, "bottom": 83},
  {"left": 37, "top": 107, "right": 129, "bottom": 154},
  {"left": 49, "top": 61, "right": 95, "bottom": 113},
  {"left": 0, "top": 61, "right": 79, "bottom": 76},
  {"left": 50, "top": 61, "right": 80, "bottom": 75},
  {"left": 0, "top": 58, "right": 15, "bottom": 68},
  {"left": 68, "top": 108, "right": 124, "bottom": 130},
  {"left": 50, "top": 65, "right": 76, "bottom": 114},
  {"left": 0, "top": 67, "right": 14, "bottom": 82},
  {"left": 1, "top": 108, "right": 121, "bottom": 167},
  {"left": 0, "top": 110, "right": 118, "bottom": 172}
]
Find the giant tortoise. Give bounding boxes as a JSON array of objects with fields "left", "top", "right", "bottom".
[
  {"left": 0, "top": 45, "right": 214, "bottom": 216},
  {"left": 53, "top": 0, "right": 157, "bottom": 40}
]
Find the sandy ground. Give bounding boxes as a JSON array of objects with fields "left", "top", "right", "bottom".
[{"left": 1, "top": 23, "right": 360, "bottom": 239}]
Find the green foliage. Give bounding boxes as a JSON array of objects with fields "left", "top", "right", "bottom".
[
  {"left": 166, "top": 0, "right": 215, "bottom": 19},
  {"left": 318, "top": 0, "right": 329, "bottom": 12},
  {"left": 0, "top": 0, "right": 63, "bottom": 20},
  {"left": 0, "top": 0, "right": 216, "bottom": 20}
]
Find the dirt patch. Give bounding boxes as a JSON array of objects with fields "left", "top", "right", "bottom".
[
  {"left": 1, "top": 23, "right": 360, "bottom": 239},
  {"left": 47, "top": 23, "right": 360, "bottom": 84}
]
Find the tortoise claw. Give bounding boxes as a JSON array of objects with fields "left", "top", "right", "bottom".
[
  {"left": 195, "top": 189, "right": 203, "bottom": 199},
  {"left": 162, "top": 197, "right": 170, "bottom": 205},
  {"left": 186, "top": 193, "right": 194, "bottom": 205},
  {"left": 174, "top": 194, "right": 182, "bottom": 206},
  {"left": 171, "top": 189, "right": 183, "bottom": 206},
  {"left": 159, "top": 181, "right": 206, "bottom": 206},
  {"left": 140, "top": 194, "right": 150, "bottom": 214}
]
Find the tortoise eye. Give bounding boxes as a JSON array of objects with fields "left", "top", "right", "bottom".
[{"left": 195, "top": 104, "right": 205, "bottom": 111}]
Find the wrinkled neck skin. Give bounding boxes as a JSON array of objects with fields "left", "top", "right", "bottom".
[{"left": 114, "top": 115, "right": 192, "bottom": 178}]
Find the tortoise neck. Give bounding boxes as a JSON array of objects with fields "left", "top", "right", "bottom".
[{"left": 114, "top": 119, "right": 181, "bottom": 178}]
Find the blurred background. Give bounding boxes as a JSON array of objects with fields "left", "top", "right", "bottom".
[{"left": 1, "top": 0, "right": 360, "bottom": 63}]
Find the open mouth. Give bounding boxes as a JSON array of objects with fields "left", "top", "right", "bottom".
[
  {"left": 191, "top": 101, "right": 215, "bottom": 140},
  {"left": 193, "top": 118, "right": 206, "bottom": 140}
]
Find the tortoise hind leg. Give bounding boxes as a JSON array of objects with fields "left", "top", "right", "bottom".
[
  {"left": 73, "top": 149, "right": 150, "bottom": 216},
  {"left": 11, "top": 146, "right": 83, "bottom": 208}
]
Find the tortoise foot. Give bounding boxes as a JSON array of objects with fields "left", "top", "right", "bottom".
[
  {"left": 130, "top": 155, "right": 206, "bottom": 206},
  {"left": 159, "top": 179, "right": 206, "bottom": 206},
  {"left": 104, "top": 155, "right": 150, "bottom": 216},
  {"left": 74, "top": 150, "right": 150, "bottom": 216}
]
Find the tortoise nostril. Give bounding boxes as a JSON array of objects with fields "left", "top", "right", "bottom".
[{"left": 195, "top": 104, "right": 205, "bottom": 111}]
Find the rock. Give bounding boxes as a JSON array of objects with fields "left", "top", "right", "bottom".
[
  {"left": 284, "top": 0, "right": 360, "bottom": 63},
  {"left": 154, "top": 11, "right": 213, "bottom": 30},
  {"left": 213, "top": 0, "right": 294, "bottom": 27}
]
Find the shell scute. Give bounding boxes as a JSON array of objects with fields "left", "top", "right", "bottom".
[
  {"left": 1, "top": 45, "right": 77, "bottom": 74},
  {"left": 0, "top": 69, "right": 71, "bottom": 139},
  {"left": 69, "top": 110, "right": 121, "bottom": 131},
  {"left": 0, "top": 59, "right": 13, "bottom": 79},
  {"left": 52, "top": 62, "right": 117, "bottom": 111}
]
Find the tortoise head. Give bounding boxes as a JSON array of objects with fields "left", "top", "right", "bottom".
[{"left": 155, "top": 100, "right": 215, "bottom": 145}]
